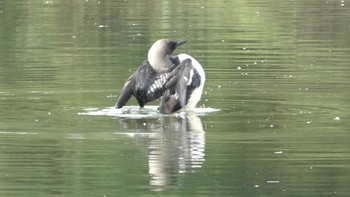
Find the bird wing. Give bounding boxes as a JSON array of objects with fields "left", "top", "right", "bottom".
[
  {"left": 115, "top": 74, "right": 136, "bottom": 109},
  {"left": 115, "top": 60, "right": 151, "bottom": 108},
  {"left": 159, "top": 59, "right": 195, "bottom": 113},
  {"left": 116, "top": 60, "right": 159, "bottom": 108}
]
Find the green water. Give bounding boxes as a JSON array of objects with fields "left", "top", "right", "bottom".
[{"left": 1, "top": 0, "right": 350, "bottom": 196}]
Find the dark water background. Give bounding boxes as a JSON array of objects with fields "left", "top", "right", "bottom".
[{"left": 1, "top": 0, "right": 350, "bottom": 196}]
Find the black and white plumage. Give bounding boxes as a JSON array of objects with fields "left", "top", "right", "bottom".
[
  {"left": 115, "top": 39, "right": 187, "bottom": 109},
  {"left": 159, "top": 54, "right": 205, "bottom": 114},
  {"left": 115, "top": 39, "right": 205, "bottom": 114}
]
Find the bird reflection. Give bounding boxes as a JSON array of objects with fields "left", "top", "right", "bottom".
[{"left": 117, "top": 112, "right": 205, "bottom": 188}]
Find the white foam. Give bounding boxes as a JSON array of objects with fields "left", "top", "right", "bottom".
[
  {"left": 115, "top": 132, "right": 157, "bottom": 137},
  {"left": 78, "top": 106, "right": 220, "bottom": 118}
]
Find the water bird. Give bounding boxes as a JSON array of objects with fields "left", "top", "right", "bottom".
[
  {"left": 115, "top": 39, "right": 187, "bottom": 109},
  {"left": 115, "top": 39, "right": 205, "bottom": 114}
]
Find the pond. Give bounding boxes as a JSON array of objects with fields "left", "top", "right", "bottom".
[{"left": 0, "top": 0, "right": 349, "bottom": 196}]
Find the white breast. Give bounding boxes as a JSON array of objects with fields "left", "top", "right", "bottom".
[{"left": 177, "top": 54, "right": 206, "bottom": 109}]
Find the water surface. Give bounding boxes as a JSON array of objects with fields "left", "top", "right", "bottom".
[{"left": 1, "top": 0, "right": 350, "bottom": 196}]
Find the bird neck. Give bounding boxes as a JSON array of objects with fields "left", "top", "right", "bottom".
[{"left": 148, "top": 55, "right": 173, "bottom": 73}]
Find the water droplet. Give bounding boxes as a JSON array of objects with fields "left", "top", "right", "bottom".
[
  {"left": 334, "top": 116, "right": 340, "bottom": 121},
  {"left": 267, "top": 180, "right": 279, "bottom": 184},
  {"left": 274, "top": 151, "right": 283, "bottom": 154}
]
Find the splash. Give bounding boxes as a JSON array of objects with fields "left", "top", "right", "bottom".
[{"left": 78, "top": 106, "right": 220, "bottom": 118}]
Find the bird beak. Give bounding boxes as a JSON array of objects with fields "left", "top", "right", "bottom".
[{"left": 176, "top": 40, "right": 188, "bottom": 47}]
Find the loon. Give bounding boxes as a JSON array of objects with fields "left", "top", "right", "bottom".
[
  {"left": 159, "top": 54, "right": 205, "bottom": 114},
  {"left": 115, "top": 39, "right": 205, "bottom": 114},
  {"left": 115, "top": 39, "right": 187, "bottom": 109}
]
